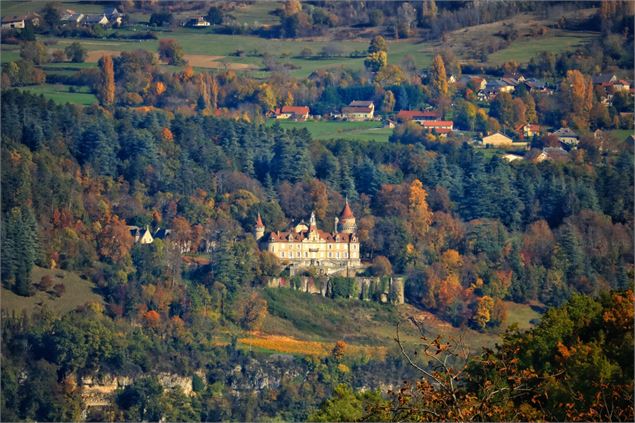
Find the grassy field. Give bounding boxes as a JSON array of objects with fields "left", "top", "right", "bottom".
[
  {"left": 487, "top": 32, "right": 597, "bottom": 65},
  {"left": 268, "top": 119, "right": 393, "bottom": 142},
  {"left": 1, "top": 266, "right": 103, "bottom": 317},
  {"left": 608, "top": 129, "right": 635, "bottom": 141},
  {"left": 1, "top": 1, "right": 104, "bottom": 17},
  {"left": 260, "top": 288, "right": 542, "bottom": 354},
  {"left": 17, "top": 84, "right": 98, "bottom": 105}
]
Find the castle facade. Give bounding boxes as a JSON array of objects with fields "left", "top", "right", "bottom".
[{"left": 256, "top": 200, "right": 361, "bottom": 275}]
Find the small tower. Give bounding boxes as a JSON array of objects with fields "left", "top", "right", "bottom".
[
  {"left": 339, "top": 198, "right": 356, "bottom": 234},
  {"left": 254, "top": 213, "right": 265, "bottom": 241}
]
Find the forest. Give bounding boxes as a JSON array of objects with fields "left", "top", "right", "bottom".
[{"left": 1, "top": 0, "right": 634, "bottom": 421}]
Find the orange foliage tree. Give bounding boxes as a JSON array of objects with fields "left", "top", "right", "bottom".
[{"left": 97, "top": 215, "right": 133, "bottom": 263}]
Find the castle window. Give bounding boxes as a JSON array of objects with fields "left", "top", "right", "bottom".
[
  {"left": 304, "top": 252, "right": 308, "bottom": 257},
  {"left": 328, "top": 244, "right": 331, "bottom": 249},
  {"left": 297, "top": 252, "right": 300, "bottom": 257},
  {"left": 336, "top": 252, "right": 339, "bottom": 258},
  {"left": 328, "top": 252, "right": 331, "bottom": 257},
  {"left": 344, "top": 252, "right": 348, "bottom": 258},
  {"left": 281, "top": 252, "right": 284, "bottom": 257}
]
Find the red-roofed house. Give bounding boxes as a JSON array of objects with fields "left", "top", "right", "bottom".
[
  {"left": 421, "top": 120, "right": 454, "bottom": 136},
  {"left": 515, "top": 123, "right": 543, "bottom": 139},
  {"left": 274, "top": 105, "right": 310, "bottom": 120}
]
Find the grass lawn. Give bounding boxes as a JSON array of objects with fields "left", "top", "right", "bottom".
[
  {"left": 17, "top": 84, "right": 98, "bottom": 106},
  {"left": 487, "top": 31, "right": 597, "bottom": 65},
  {"left": 608, "top": 129, "right": 635, "bottom": 141},
  {"left": 260, "top": 288, "right": 541, "bottom": 354},
  {"left": 229, "top": 2, "right": 280, "bottom": 26},
  {"left": 503, "top": 301, "right": 543, "bottom": 331},
  {"left": 268, "top": 119, "right": 393, "bottom": 142},
  {"left": 1, "top": 266, "right": 103, "bottom": 317}
]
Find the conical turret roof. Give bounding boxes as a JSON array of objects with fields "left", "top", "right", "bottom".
[
  {"left": 340, "top": 199, "right": 355, "bottom": 220},
  {"left": 255, "top": 212, "right": 265, "bottom": 228}
]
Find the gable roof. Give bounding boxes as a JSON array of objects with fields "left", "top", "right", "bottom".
[
  {"left": 551, "top": 127, "right": 578, "bottom": 138},
  {"left": 280, "top": 105, "right": 309, "bottom": 115},
  {"left": 593, "top": 73, "right": 617, "bottom": 84},
  {"left": 421, "top": 120, "right": 453, "bottom": 128},
  {"left": 348, "top": 100, "right": 374, "bottom": 108}
]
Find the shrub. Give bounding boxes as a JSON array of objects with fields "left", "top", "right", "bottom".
[
  {"left": 52, "top": 283, "right": 66, "bottom": 297},
  {"left": 38, "top": 275, "right": 54, "bottom": 291}
]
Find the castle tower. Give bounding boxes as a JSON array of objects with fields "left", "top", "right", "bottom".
[
  {"left": 254, "top": 213, "right": 265, "bottom": 241},
  {"left": 339, "top": 198, "right": 356, "bottom": 234}
]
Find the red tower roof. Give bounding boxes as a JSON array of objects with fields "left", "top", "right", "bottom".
[
  {"left": 340, "top": 200, "right": 355, "bottom": 220},
  {"left": 256, "top": 213, "right": 264, "bottom": 228}
]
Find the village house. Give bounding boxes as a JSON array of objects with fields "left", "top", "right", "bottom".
[
  {"left": 502, "top": 153, "right": 524, "bottom": 162},
  {"left": 274, "top": 105, "right": 310, "bottom": 120},
  {"left": 342, "top": 100, "right": 374, "bottom": 121},
  {"left": 105, "top": 8, "right": 124, "bottom": 25},
  {"left": 421, "top": 120, "right": 454, "bottom": 136},
  {"left": 526, "top": 147, "right": 570, "bottom": 163},
  {"left": 257, "top": 201, "right": 362, "bottom": 275},
  {"left": 1, "top": 16, "right": 26, "bottom": 29},
  {"left": 482, "top": 132, "right": 514, "bottom": 147},
  {"left": 184, "top": 16, "right": 211, "bottom": 27},
  {"left": 60, "top": 11, "right": 85, "bottom": 25},
  {"left": 1, "top": 13, "right": 39, "bottom": 29},
  {"left": 129, "top": 226, "right": 154, "bottom": 245},
  {"left": 395, "top": 110, "right": 441, "bottom": 123},
  {"left": 523, "top": 78, "right": 551, "bottom": 94},
  {"left": 515, "top": 123, "right": 542, "bottom": 139},
  {"left": 592, "top": 73, "right": 618, "bottom": 86},
  {"left": 550, "top": 127, "right": 579, "bottom": 148},
  {"left": 84, "top": 14, "right": 109, "bottom": 26}
]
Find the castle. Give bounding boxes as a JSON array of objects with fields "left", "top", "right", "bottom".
[{"left": 255, "top": 200, "right": 362, "bottom": 275}]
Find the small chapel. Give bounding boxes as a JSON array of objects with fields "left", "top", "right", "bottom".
[{"left": 255, "top": 200, "right": 361, "bottom": 275}]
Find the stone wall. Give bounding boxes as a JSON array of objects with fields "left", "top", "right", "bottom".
[{"left": 267, "top": 275, "right": 405, "bottom": 305}]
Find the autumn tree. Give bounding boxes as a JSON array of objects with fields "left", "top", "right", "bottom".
[
  {"left": 407, "top": 179, "right": 432, "bottom": 246},
  {"left": 364, "top": 51, "right": 387, "bottom": 73},
  {"left": 368, "top": 35, "right": 387, "bottom": 54},
  {"left": 64, "top": 42, "right": 87, "bottom": 63},
  {"left": 430, "top": 54, "right": 448, "bottom": 98},
  {"left": 97, "top": 215, "right": 134, "bottom": 263},
  {"left": 560, "top": 69, "right": 594, "bottom": 129},
  {"left": 97, "top": 55, "right": 115, "bottom": 107},
  {"left": 158, "top": 39, "right": 186, "bottom": 66}
]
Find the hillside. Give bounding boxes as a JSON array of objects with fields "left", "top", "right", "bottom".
[{"left": 1, "top": 266, "right": 103, "bottom": 316}]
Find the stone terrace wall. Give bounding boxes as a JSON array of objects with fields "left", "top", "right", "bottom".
[{"left": 267, "top": 276, "right": 404, "bottom": 305}]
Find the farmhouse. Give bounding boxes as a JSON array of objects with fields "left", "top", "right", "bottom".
[
  {"left": 61, "top": 11, "right": 85, "bottom": 25},
  {"left": 515, "top": 123, "right": 542, "bottom": 139},
  {"left": 421, "top": 120, "right": 454, "bottom": 136},
  {"left": 342, "top": 100, "right": 374, "bottom": 121},
  {"left": 184, "top": 16, "right": 211, "bottom": 27},
  {"left": 274, "top": 105, "right": 310, "bottom": 120},
  {"left": 257, "top": 201, "right": 362, "bottom": 275},
  {"left": 0, "top": 14, "right": 38, "bottom": 29},
  {"left": 550, "top": 127, "right": 579, "bottom": 147},
  {"left": 1, "top": 17, "right": 25, "bottom": 29},
  {"left": 129, "top": 226, "right": 154, "bottom": 244},
  {"left": 482, "top": 132, "right": 514, "bottom": 147},
  {"left": 84, "top": 14, "right": 109, "bottom": 26}
]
